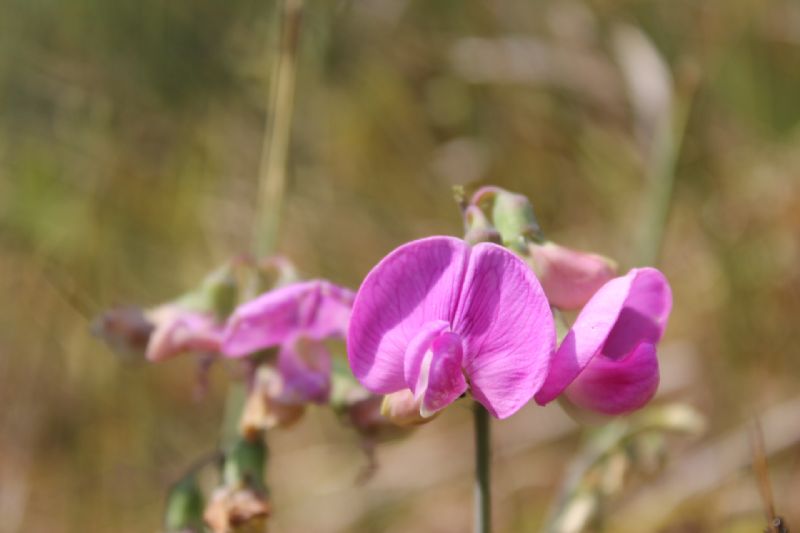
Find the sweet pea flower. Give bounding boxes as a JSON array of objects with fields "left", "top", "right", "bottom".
[
  {"left": 535, "top": 267, "right": 672, "bottom": 415},
  {"left": 528, "top": 241, "right": 618, "bottom": 310},
  {"left": 222, "top": 280, "right": 355, "bottom": 404},
  {"left": 347, "top": 236, "right": 556, "bottom": 419}
]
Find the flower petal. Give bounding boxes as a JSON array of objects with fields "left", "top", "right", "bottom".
[
  {"left": 454, "top": 243, "right": 556, "bottom": 419},
  {"left": 403, "top": 319, "right": 451, "bottom": 394},
  {"left": 278, "top": 337, "right": 331, "bottom": 404},
  {"left": 564, "top": 342, "right": 659, "bottom": 415},
  {"left": 146, "top": 306, "right": 222, "bottom": 362},
  {"left": 347, "top": 237, "right": 470, "bottom": 394},
  {"left": 222, "top": 280, "right": 354, "bottom": 357},
  {"left": 416, "top": 332, "right": 468, "bottom": 417},
  {"left": 535, "top": 267, "right": 671, "bottom": 405},
  {"left": 528, "top": 241, "right": 617, "bottom": 310},
  {"left": 302, "top": 281, "right": 356, "bottom": 340}
]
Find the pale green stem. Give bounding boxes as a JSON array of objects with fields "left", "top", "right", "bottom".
[
  {"left": 253, "top": 0, "right": 304, "bottom": 257},
  {"left": 220, "top": 0, "right": 304, "bottom": 492},
  {"left": 637, "top": 67, "right": 698, "bottom": 265},
  {"left": 474, "top": 402, "right": 492, "bottom": 533}
]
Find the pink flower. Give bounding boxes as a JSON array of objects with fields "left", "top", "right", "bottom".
[
  {"left": 528, "top": 241, "right": 617, "bottom": 310},
  {"left": 535, "top": 268, "right": 672, "bottom": 415},
  {"left": 222, "top": 280, "right": 355, "bottom": 404},
  {"left": 145, "top": 305, "right": 223, "bottom": 362},
  {"left": 347, "top": 236, "right": 556, "bottom": 419}
]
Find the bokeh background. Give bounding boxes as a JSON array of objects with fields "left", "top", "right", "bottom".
[{"left": 1, "top": 0, "right": 799, "bottom": 531}]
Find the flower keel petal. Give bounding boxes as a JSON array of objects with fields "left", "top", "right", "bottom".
[{"left": 564, "top": 342, "right": 659, "bottom": 415}]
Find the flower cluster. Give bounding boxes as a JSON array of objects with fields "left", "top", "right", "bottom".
[
  {"left": 94, "top": 257, "right": 392, "bottom": 436},
  {"left": 94, "top": 185, "right": 673, "bottom": 533},
  {"left": 348, "top": 186, "right": 672, "bottom": 421}
]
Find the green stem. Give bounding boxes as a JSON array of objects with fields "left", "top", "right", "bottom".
[
  {"left": 474, "top": 402, "right": 492, "bottom": 533},
  {"left": 253, "top": 0, "right": 304, "bottom": 257},
  {"left": 637, "top": 65, "right": 698, "bottom": 265}
]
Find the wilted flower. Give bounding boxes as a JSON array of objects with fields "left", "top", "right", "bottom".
[
  {"left": 527, "top": 241, "right": 618, "bottom": 310},
  {"left": 203, "top": 485, "right": 270, "bottom": 533},
  {"left": 91, "top": 306, "right": 154, "bottom": 358},
  {"left": 222, "top": 280, "right": 355, "bottom": 404},
  {"left": 535, "top": 268, "right": 672, "bottom": 415},
  {"left": 348, "top": 236, "right": 556, "bottom": 419},
  {"left": 239, "top": 366, "right": 306, "bottom": 437}
]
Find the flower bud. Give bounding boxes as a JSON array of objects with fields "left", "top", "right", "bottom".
[
  {"left": 470, "top": 186, "right": 543, "bottom": 251},
  {"left": 380, "top": 389, "right": 438, "bottom": 427},
  {"left": 175, "top": 263, "right": 241, "bottom": 321},
  {"left": 528, "top": 241, "right": 617, "bottom": 310},
  {"left": 462, "top": 205, "right": 501, "bottom": 246},
  {"left": 164, "top": 475, "right": 205, "bottom": 533},
  {"left": 224, "top": 437, "right": 268, "bottom": 491},
  {"left": 257, "top": 255, "right": 299, "bottom": 292}
]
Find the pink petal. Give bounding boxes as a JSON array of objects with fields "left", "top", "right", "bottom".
[
  {"left": 416, "top": 331, "right": 468, "bottom": 417},
  {"left": 146, "top": 306, "right": 222, "bottom": 362},
  {"left": 535, "top": 267, "right": 671, "bottom": 405},
  {"left": 528, "top": 241, "right": 617, "bottom": 310},
  {"left": 454, "top": 243, "right": 556, "bottom": 419},
  {"left": 277, "top": 337, "right": 331, "bottom": 404},
  {"left": 222, "top": 280, "right": 354, "bottom": 358},
  {"left": 347, "top": 237, "right": 470, "bottom": 393},
  {"left": 302, "top": 281, "right": 356, "bottom": 340},
  {"left": 564, "top": 342, "right": 659, "bottom": 415},
  {"left": 403, "top": 319, "right": 451, "bottom": 394}
]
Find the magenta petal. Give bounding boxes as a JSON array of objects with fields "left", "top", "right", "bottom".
[
  {"left": 222, "top": 280, "right": 353, "bottom": 358},
  {"left": 277, "top": 337, "right": 331, "bottom": 404},
  {"left": 417, "top": 332, "right": 468, "bottom": 417},
  {"left": 454, "top": 243, "right": 556, "bottom": 419},
  {"left": 535, "top": 267, "right": 671, "bottom": 405},
  {"left": 347, "top": 237, "right": 470, "bottom": 394},
  {"left": 403, "top": 319, "right": 451, "bottom": 394},
  {"left": 302, "top": 281, "right": 356, "bottom": 341},
  {"left": 623, "top": 268, "right": 672, "bottom": 324},
  {"left": 564, "top": 342, "right": 659, "bottom": 415}
]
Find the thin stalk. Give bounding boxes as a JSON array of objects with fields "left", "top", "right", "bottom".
[
  {"left": 253, "top": 0, "right": 304, "bottom": 257},
  {"left": 637, "top": 64, "right": 699, "bottom": 265},
  {"left": 474, "top": 402, "right": 492, "bottom": 533}
]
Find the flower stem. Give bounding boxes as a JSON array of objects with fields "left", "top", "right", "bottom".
[
  {"left": 473, "top": 402, "right": 492, "bottom": 533},
  {"left": 253, "top": 0, "right": 304, "bottom": 257}
]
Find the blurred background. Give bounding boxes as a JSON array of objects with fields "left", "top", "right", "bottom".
[{"left": 1, "top": 0, "right": 799, "bottom": 531}]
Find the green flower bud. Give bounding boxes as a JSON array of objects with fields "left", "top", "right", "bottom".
[{"left": 164, "top": 476, "right": 205, "bottom": 533}]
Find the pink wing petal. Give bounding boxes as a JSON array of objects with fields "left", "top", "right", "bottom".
[
  {"left": 564, "top": 342, "right": 659, "bottom": 415},
  {"left": 302, "top": 281, "right": 356, "bottom": 340},
  {"left": 454, "top": 242, "right": 556, "bottom": 419},
  {"left": 625, "top": 267, "right": 672, "bottom": 340},
  {"left": 347, "top": 237, "right": 470, "bottom": 394},
  {"left": 535, "top": 267, "right": 671, "bottom": 405},
  {"left": 221, "top": 281, "right": 318, "bottom": 357}
]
